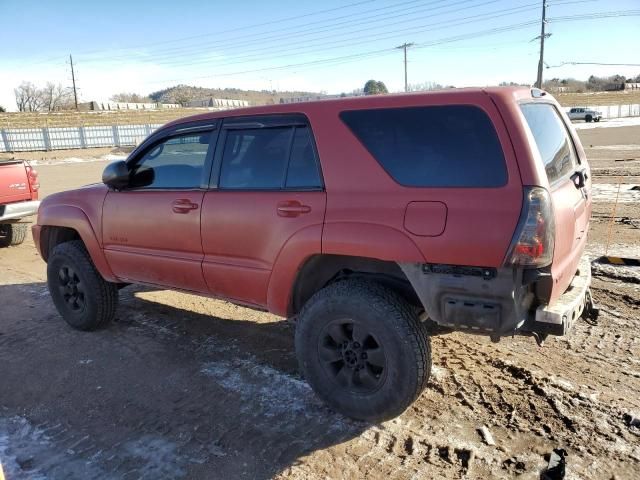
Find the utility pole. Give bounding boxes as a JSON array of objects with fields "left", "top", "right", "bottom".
[
  {"left": 69, "top": 54, "right": 78, "bottom": 109},
  {"left": 535, "top": 1, "right": 547, "bottom": 89},
  {"left": 396, "top": 42, "right": 414, "bottom": 92}
]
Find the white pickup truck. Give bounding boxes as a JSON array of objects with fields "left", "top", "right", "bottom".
[{"left": 568, "top": 107, "right": 602, "bottom": 123}]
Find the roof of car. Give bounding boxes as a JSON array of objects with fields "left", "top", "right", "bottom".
[{"left": 164, "top": 86, "right": 539, "bottom": 128}]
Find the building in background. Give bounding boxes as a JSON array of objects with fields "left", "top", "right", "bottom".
[
  {"left": 80, "top": 101, "right": 180, "bottom": 111},
  {"left": 185, "top": 98, "right": 250, "bottom": 109}
]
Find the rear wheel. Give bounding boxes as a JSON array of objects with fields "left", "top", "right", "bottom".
[
  {"left": 295, "top": 279, "right": 431, "bottom": 422},
  {"left": 47, "top": 240, "right": 118, "bottom": 330},
  {"left": 585, "top": 114, "right": 593, "bottom": 123},
  {"left": 0, "top": 223, "right": 28, "bottom": 247}
]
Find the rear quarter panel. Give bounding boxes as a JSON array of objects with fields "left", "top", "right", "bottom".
[{"left": 310, "top": 91, "right": 524, "bottom": 267}]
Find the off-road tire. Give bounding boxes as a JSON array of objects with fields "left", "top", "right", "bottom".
[
  {"left": 47, "top": 240, "right": 118, "bottom": 331},
  {"left": 0, "top": 223, "right": 28, "bottom": 247},
  {"left": 585, "top": 114, "right": 593, "bottom": 123},
  {"left": 295, "top": 279, "right": 431, "bottom": 422}
]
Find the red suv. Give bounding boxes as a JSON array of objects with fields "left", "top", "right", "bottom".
[{"left": 33, "top": 87, "right": 597, "bottom": 421}]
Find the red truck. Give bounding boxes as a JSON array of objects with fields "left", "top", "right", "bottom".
[
  {"left": 0, "top": 159, "right": 39, "bottom": 247},
  {"left": 33, "top": 87, "right": 597, "bottom": 421}
]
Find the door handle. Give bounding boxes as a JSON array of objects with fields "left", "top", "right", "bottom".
[
  {"left": 277, "top": 201, "right": 311, "bottom": 217},
  {"left": 172, "top": 199, "right": 199, "bottom": 214}
]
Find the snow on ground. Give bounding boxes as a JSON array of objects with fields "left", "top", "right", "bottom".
[
  {"left": 573, "top": 117, "right": 640, "bottom": 130},
  {"left": 591, "top": 183, "right": 640, "bottom": 203},
  {"left": 29, "top": 154, "right": 127, "bottom": 166},
  {"left": 588, "top": 144, "right": 640, "bottom": 150}
]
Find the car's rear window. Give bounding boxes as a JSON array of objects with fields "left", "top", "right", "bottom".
[
  {"left": 520, "top": 103, "right": 578, "bottom": 184},
  {"left": 339, "top": 105, "right": 507, "bottom": 187}
]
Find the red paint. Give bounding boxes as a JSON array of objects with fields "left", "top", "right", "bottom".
[{"left": 0, "top": 160, "right": 37, "bottom": 204}]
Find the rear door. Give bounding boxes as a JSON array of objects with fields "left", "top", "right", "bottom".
[
  {"left": 520, "top": 103, "right": 591, "bottom": 302},
  {"left": 102, "top": 126, "right": 216, "bottom": 292},
  {"left": 201, "top": 114, "right": 326, "bottom": 308}
]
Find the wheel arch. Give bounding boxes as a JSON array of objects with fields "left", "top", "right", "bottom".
[
  {"left": 288, "top": 254, "right": 421, "bottom": 317},
  {"left": 37, "top": 205, "right": 117, "bottom": 282}
]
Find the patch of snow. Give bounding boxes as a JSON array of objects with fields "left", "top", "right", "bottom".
[
  {"left": 591, "top": 183, "right": 640, "bottom": 204},
  {"left": 430, "top": 365, "right": 448, "bottom": 380},
  {"left": 123, "top": 436, "right": 187, "bottom": 479},
  {"left": 587, "top": 144, "right": 640, "bottom": 150},
  {"left": 201, "top": 358, "right": 325, "bottom": 419},
  {"left": 29, "top": 153, "right": 127, "bottom": 166},
  {"left": 573, "top": 117, "right": 640, "bottom": 130}
]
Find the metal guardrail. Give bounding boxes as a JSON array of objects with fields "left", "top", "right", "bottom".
[{"left": 0, "top": 124, "right": 164, "bottom": 152}]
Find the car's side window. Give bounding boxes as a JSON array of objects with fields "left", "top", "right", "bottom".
[
  {"left": 285, "top": 126, "right": 322, "bottom": 189},
  {"left": 520, "top": 103, "right": 579, "bottom": 184},
  {"left": 130, "top": 132, "right": 212, "bottom": 189},
  {"left": 219, "top": 124, "right": 322, "bottom": 190}
]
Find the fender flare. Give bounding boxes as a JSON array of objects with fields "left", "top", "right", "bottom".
[{"left": 37, "top": 204, "right": 117, "bottom": 282}]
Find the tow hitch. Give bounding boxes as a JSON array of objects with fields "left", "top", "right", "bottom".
[{"left": 581, "top": 289, "right": 599, "bottom": 326}]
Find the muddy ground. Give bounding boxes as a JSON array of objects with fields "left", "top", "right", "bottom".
[{"left": 0, "top": 124, "right": 639, "bottom": 479}]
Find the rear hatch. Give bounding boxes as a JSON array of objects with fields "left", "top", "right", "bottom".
[
  {"left": 519, "top": 102, "right": 591, "bottom": 304},
  {"left": 0, "top": 160, "right": 32, "bottom": 205}
]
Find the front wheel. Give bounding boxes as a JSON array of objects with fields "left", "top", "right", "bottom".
[
  {"left": 47, "top": 240, "right": 118, "bottom": 331},
  {"left": 295, "top": 280, "right": 431, "bottom": 422},
  {"left": 0, "top": 223, "right": 28, "bottom": 247}
]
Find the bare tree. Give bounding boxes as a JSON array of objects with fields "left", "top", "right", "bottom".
[
  {"left": 41, "top": 82, "right": 74, "bottom": 111},
  {"left": 109, "top": 92, "right": 150, "bottom": 103},
  {"left": 14, "top": 81, "right": 43, "bottom": 112},
  {"left": 407, "top": 81, "right": 444, "bottom": 92}
]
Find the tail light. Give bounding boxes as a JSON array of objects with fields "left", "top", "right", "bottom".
[
  {"left": 25, "top": 163, "right": 39, "bottom": 192},
  {"left": 505, "top": 187, "right": 555, "bottom": 267}
]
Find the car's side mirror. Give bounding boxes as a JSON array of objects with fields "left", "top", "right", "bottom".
[{"left": 102, "top": 161, "right": 130, "bottom": 190}]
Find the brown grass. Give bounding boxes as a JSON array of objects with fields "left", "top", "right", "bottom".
[
  {"left": 554, "top": 89, "right": 640, "bottom": 106},
  {"left": 0, "top": 109, "right": 208, "bottom": 129}
]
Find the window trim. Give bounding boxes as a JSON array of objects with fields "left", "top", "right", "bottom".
[
  {"left": 124, "top": 120, "right": 219, "bottom": 191},
  {"left": 519, "top": 101, "right": 581, "bottom": 188},
  {"left": 339, "top": 104, "right": 509, "bottom": 189},
  {"left": 209, "top": 114, "right": 324, "bottom": 192}
]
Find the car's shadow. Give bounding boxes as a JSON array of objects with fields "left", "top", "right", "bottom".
[{"left": 0, "top": 282, "right": 371, "bottom": 480}]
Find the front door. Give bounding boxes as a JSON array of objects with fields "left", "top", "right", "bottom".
[
  {"left": 102, "top": 129, "right": 216, "bottom": 292},
  {"left": 201, "top": 116, "right": 326, "bottom": 307}
]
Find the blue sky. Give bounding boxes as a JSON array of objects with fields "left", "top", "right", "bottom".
[{"left": 1, "top": 0, "right": 639, "bottom": 110}]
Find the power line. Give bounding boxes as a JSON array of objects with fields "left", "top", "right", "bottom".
[
  {"left": 546, "top": 61, "right": 640, "bottom": 68},
  {"left": 144, "top": 20, "right": 542, "bottom": 86},
  {"left": 128, "top": 2, "right": 541, "bottom": 70},
  {"left": 78, "top": 0, "right": 483, "bottom": 64},
  {"left": 550, "top": 9, "right": 640, "bottom": 21},
  {"left": 27, "top": 0, "right": 378, "bottom": 64}
]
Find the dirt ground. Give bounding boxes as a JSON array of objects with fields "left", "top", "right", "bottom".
[{"left": 0, "top": 125, "right": 639, "bottom": 480}]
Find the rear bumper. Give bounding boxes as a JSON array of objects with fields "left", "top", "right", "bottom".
[
  {"left": 0, "top": 200, "right": 40, "bottom": 222},
  {"left": 532, "top": 255, "right": 591, "bottom": 336}
]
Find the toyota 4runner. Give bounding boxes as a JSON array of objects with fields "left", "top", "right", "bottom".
[{"left": 33, "top": 87, "right": 597, "bottom": 421}]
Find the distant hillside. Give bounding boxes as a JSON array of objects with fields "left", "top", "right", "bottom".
[{"left": 148, "top": 85, "right": 322, "bottom": 106}]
